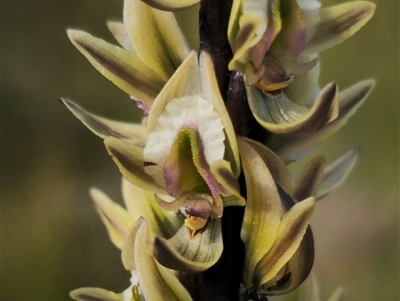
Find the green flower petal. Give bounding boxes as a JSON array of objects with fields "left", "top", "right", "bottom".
[
  {"left": 122, "top": 218, "right": 193, "bottom": 301},
  {"left": 255, "top": 197, "right": 315, "bottom": 288},
  {"left": 90, "top": 188, "right": 135, "bottom": 249},
  {"left": 70, "top": 288, "right": 123, "bottom": 301},
  {"left": 247, "top": 82, "right": 339, "bottom": 135},
  {"left": 271, "top": 0, "right": 306, "bottom": 57},
  {"left": 303, "top": 1, "right": 376, "bottom": 55},
  {"left": 60, "top": 98, "right": 147, "bottom": 146},
  {"left": 124, "top": 0, "right": 189, "bottom": 82},
  {"left": 104, "top": 137, "right": 167, "bottom": 195},
  {"left": 317, "top": 147, "right": 360, "bottom": 200},
  {"left": 140, "top": 0, "right": 199, "bottom": 11},
  {"left": 292, "top": 155, "right": 325, "bottom": 201},
  {"left": 210, "top": 160, "right": 245, "bottom": 207},
  {"left": 238, "top": 137, "right": 286, "bottom": 287},
  {"left": 153, "top": 218, "right": 223, "bottom": 272},
  {"left": 106, "top": 21, "right": 135, "bottom": 51},
  {"left": 67, "top": 30, "right": 164, "bottom": 106},
  {"left": 275, "top": 79, "right": 375, "bottom": 163}
]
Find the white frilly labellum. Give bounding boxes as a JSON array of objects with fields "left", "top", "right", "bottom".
[{"left": 144, "top": 95, "right": 225, "bottom": 187}]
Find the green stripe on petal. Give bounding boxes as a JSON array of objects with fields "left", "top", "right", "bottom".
[
  {"left": 275, "top": 79, "right": 375, "bottom": 163},
  {"left": 271, "top": 0, "right": 306, "bottom": 57},
  {"left": 70, "top": 288, "right": 123, "bottom": 301},
  {"left": 164, "top": 128, "right": 210, "bottom": 197},
  {"left": 90, "top": 188, "right": 135, "bottom": 249},
  {"left": 67, "top": 30, "right": 164, "bottom": 106},
  {"left": 238, "top": 137, "right": 286, "bottom": 287},
  {"left": 317, "top": 147, "right": 360, "bottom": 200},
  {"left": 303, "top": 1, "right": 376, "bottom": 55},
  {"left": 247, "top": 82, "right": 339, "bottom": 135},
  {"left": 153, "top": 219, "right": 223, "bottom": 272},
  {"left": 124, "top": 0, "right": 189, "bottom": 81},
  {"left": 60, "top": 98, "right": 147, "bottom": 147},
  {"left": 292, "top": 155, "right": 325, "bottom": 201},
  {"left": 140, "top": 0, "right": 200, "bottom": 11},
  {"left": 104, "top": 137, "right": 167, "bottom": 195},
  {"left": 254, "top": 197, "right": 315, "bottom": 288}
]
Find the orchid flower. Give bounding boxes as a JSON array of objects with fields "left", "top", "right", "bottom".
[
  {"left": 228, "top": 0, "right": 376, "bottom": 154},
  {"left": 105, "top": 51, "right": 245, "bottom": 272},
  {"left": 237, "top": 136, "right": 361, "bottom": 296}
]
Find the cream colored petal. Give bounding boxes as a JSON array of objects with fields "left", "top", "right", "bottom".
[
  {"left": 247, "top": 82, "right": 339, "bottom": 135},
  {"left": 124, "top": 0, "right": 189, "bottom": 81},
  {"left": 106, "top": 21, "right": 135, "bottom": 51},
  {"left": 122, "top": 218, "right": 193, "bottom": 301},
  {"left": 303, "top": 1, "right": 376, "bottom": 55},
  {"left": 255, "top": 197, "right": 315, "bottom": 287},
  {"left": 241, "top": 137, "right": 292, "bottom": 190},
  {"left": 104, "top": 137, "right": 167, "bottom": 195},
  {"left": 153, "top": 219, "right": 223, "bottom": 273},
  {"left": 200, "top": 52, "right": 241, "bottom": 176},
  {"left": 274, "top": 79, "right": 375, "bottom": 163},
  {"left": 140, "top": 0, "right": 199, "bottom": 11},
  {"left": 147, "top": 51, "right": 200, "bottom": 133},
  {"left": 67, "top": 30, "right": 164, "bottom": 106},
  {"left": 90, "top": 188, "right": 134, "bottom": 249},
  {"left": 238, "top": 137, "right": 286, "bottom": 287},
  {"left": 292, "top": 155, "right": 325, "bottom": 201},
  {"left": 70, "top": 287, "right": 123, "bottom": 301},
  {"left": 317, "top": 147, "right": 360, "bottom": 200},
  {"left": 60, "top": 98, "right": 147, "bottom": 147}
]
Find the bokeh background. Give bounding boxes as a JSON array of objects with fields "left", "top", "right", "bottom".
[{"left": 3, "top": 0, "right": 399, "bottom": 300}]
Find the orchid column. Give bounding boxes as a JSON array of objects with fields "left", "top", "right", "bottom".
[{"left": 63, "top": 0, "right": 375, "bottom": 301}]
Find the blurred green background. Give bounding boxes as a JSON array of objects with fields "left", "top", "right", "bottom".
[{"left": 3, "top": 0, "right": 398, "bottom": 300}]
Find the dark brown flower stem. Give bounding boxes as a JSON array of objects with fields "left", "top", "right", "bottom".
[{"left": 198, "top": 1, "right": 266, "bottom": 301}]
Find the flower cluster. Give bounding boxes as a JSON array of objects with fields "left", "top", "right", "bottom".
[{"left": 63, "top": 0, "right": 375, "bottom": 300}]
